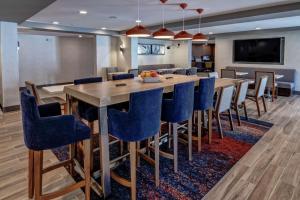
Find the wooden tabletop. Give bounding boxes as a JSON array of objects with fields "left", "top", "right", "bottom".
[
  {"left": 42, "top": 84, "right": 74, "bottom": 94},
  {"left": 64, "top": 75, "right": 239, "bottom": 107}
]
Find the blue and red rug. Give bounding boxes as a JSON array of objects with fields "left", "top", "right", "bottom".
[{"left": 52, "top": 115, "right": 272, "bottom": 200}]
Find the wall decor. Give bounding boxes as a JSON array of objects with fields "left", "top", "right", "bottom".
[
  {"left": 151, "top": 44, "right": 165, "bottom": 55},
  {"left": 138, "top": 44, "right": 152, "bottom": 55}
]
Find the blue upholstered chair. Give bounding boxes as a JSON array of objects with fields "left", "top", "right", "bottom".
[
  {"left": 20, "top": 90, "right": 91, "bottom": 200},
  {"left": 161, "top": 82, "right": 194, "bottom": 172},
  {"left": 194, "top": 77, "right": 215, "bottom": 151},
  {"left": 108, "top": 88, "right": 163, "bottom": 199},
  {"left": 74, "top": 77, "right": 102, "bottom": 172},
  {"left": 112, "top": 73, "right": 134, "bottom": 80}
]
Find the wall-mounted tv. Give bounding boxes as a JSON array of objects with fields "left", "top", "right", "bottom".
[{"left": 233, "top": 37, "right": 285, "bottom": 64}]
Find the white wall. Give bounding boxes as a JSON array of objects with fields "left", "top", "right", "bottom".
[
  {"left": 138, "top": 38, "right": 192, "bottom": 68},
  {"left": 215, "top": 29, "right": 300, "bottom": 91},
  {"left": 117, "top": 36, "right": 138, "bottom": 71},
  {"left": 18, "top": 34, "right": 96, "bottom": 86}
]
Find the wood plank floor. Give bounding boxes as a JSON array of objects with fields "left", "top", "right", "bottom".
[{"left": 0, "top": 96, "right": 299, "bottom": 199}]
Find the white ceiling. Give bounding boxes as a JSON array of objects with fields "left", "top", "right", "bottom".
[{"left": 28, "top": 0, "right": 299, "bottom": 31}]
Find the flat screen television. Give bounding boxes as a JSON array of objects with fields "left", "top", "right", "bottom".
[{"left": 233, "top": 38, "right": 284, "bottom": 64}]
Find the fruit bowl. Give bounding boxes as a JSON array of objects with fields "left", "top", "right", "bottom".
[
  {"left": 140, "top": 70, "right": 162, "bottom": 83},
  {"left": 141, "top": 76, "right": 161, "bottom": 83}
]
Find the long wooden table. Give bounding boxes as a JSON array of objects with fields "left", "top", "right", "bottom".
[{"left": 64, "top": 75, "right": 240, "bottom": 197}]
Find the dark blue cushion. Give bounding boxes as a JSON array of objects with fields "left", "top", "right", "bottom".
[
  {"left": 20, "top": 90, "right": 90, "bottom": 151},
  {"left": 38, "top": 102, "right": 61, "bottom": 117},
  {"left": 194, "top": 78, "right": 215, "bottom": 111},
  {"left": 108, "top": 88, "right": 163, "bottom": 142},
  {"left": 161, "top": 82, "right": 194, "bottom": 123},
  {"left": 112, "top": 73, "right": 134, "bottom": 80},
  {"left": 74, "top": 77, "right": 103, "bottom": 122}
]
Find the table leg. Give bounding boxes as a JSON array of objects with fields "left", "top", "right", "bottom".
[{"left": 98, "top": 106, "right": 111, "bottom": 198}]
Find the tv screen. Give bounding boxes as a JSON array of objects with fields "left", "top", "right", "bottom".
[{"left": 233, "top": 38, "right": 284, "bottom": 64}]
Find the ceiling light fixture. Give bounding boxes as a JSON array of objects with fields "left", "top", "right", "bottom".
[
  {"left": 256, "top": 27, "right": 261, "bottom": 30},
  {"left": 126, "top": 0, "right": 151, "bottom": 37},
  {"left": 52, "top": 21, "right": 59, "bottom": 25},
  {"left": 78, "top": 35, "right": 83, "bottom": 38},
  {"left": 101, "top": 27, "right": 107, "bottom": 30},
  {"left": 209, "top": 32, "right": 213, "bottom": 35},
  {"left": 192, "top": 9, "right": 208, "bottom": 42},
  {"left": 153, "top": 0, "right": 175, "bottom": 39},
  {"left": 174, "top": 3, "right": 193, "bottom": 40},
  {"left": 79, "top": 10, "right": 88, "bottom": 15}
]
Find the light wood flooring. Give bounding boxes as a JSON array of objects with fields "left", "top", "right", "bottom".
[{"left": 0, "top": 96, "right": 299, "bottom": 200}]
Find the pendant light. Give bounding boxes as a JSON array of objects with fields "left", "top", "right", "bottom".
[
  {"left": 174, "top": 3, "right": 193, "bottom": 40},
  {"left": 153, "top": 0, "right": 175, "bottom": 39},
  {"left": 126, "top": 0, "right": 151, "bottom": 37},
  {"left": 192, "top": 9, "right": 208, "bottom": 42}
]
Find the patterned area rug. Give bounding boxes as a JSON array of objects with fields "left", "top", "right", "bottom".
[{"left": 52, "top": 115, "right": 273, "bottom": 200}]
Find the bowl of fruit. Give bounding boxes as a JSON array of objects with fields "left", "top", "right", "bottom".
[{"left": 140, "top": 70, "right": 161, "bottom": 83}]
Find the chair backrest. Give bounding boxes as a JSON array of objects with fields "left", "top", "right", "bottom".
[
  {"left": 112, "top": 73, "right": 134, "bottom": 80},
  {"left": 74, "top": 77, "right": 103, "bottom": 85},
  {"left": 186, "top": 67, "right": 197, "bottom": 76},
  {"left": 216, "top": 85, "right": 235, "bottom": 113},
  {"left": 20, "top": 90, "right": 41, "bottom": 149},
  {"left": 128, "top": 69, "right": 139, "bottom": 77},
  {"left": 174, "top": 68, "right": 187, "bottom": 75},
  {"left": 106, "top": 67, "right": 118, "bottom": 74},
  {"left": 194, "top": 77, "right": 215, "bottom": 111},
  {"left": 208, "top": 72, "right": 219, "bottom": 78},
  {"left": 255, "top": 76, "right": 268, "bottom": 97},
  {"left": 221, "top": 69, "right": 236, "bottom": 79},
  {"left": 235, "top": 81, "right": 249, "bottom": 105},
  {"left": 255, "top": 71, "right": 275, "bottom": 89},
  {"left": 25, "top": 81, "right": 42, "bottom": 104},
  {"left": 127, "top": 88, "right": 163, "bottom": 140}
]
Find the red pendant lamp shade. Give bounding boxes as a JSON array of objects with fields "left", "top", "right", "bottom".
[
  {"left": 153, "top": 0, "right": 174, "bottom": 39},
  {"left": 192, "top": 8, "right": 208, "bottom": 42},
  {"left": 126, "top": 25, "right": 151, "bottom": 37},
  {"left": 174, "top": 3, "right": 193, "bottom": 40}
]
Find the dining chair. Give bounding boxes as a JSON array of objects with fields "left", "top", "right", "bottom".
[
  {"left": 161, "top": 82, "right": 194, "bottom": 172},
  {"left": 25, "top": 81, "right": 67, "bottom": 113},
  {"left": 208, "top": 72, "right": 219, "bottom": 78},
  {"left": 193, "top": 77, "right": 215, "bottom": 151},
  {"left": 74, "top": 77, "right": 102, "bottom": 172},
  {"left": 186, "top": 67, "right": 198, "bottom": 75},
  {"left": 233, "top": 81, "right": 249, "bottom": 126},
  {"left": 221, "top": 69, "right": 237, "bottom": 79},
  {"left": 128, "top": 69, "right": 139, "bottom": 77},
  {"left": 106, "top": 67, "right": 119, "bottom": 80},
  {"left": 20, "top": 90, "right": 91, "bottom": 200},
  {"left": 112, "top": 73, "right": 134, "bottom": 80},
  {"left": 247, "top": 76, "right": 268, "bottom": 117},
  {"left": 174, "top": 68, "right": 187, "bottom": 75},
  {"left": 214, "top": 85, "right": 235, "bottom": 138},
  {"left": 255, "top": 71, "right": 277, "bottom": 101},
  {"left": 108, "top": 88, "right": 163, "bottom": 200}
]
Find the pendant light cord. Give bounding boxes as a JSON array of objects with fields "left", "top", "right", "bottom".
[
  {"left": 198, "top": 14, "right": 201, "bottom": 32},
  {"left": 137, "top": 0, "right": 140, "bottom": 25},
  {"left": 182, "top": 9, "right": 185, "bottom": 31},
  {"left": 162, "top": 3, "right": 165, "bottom": 28}
]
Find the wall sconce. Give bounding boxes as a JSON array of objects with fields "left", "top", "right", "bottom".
[{"left": 120, "top": 43, "right": 125, "bottom": 52}]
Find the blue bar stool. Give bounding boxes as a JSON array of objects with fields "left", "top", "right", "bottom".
[
  {"left": 74, "top": 77, "right": 102, "bottom": 172},
  {"left": 108, "top": 88, "right": 163, "bottom": 200},
  {"left": 20, "top": 90, "right": 91, "bottom": 200},
  {"left": 194, "top": 78, "right": 215, "bottom": 151},
  {"left": 112, "top": 73, "right": 134, "bottom": 80},
  {"left": 160, "top": 82, "right": 194, "bottom": 172}
]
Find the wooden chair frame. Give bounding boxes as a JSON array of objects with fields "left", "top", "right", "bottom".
[
  {"left": 28, "top": 141, "right": 91, "bottom": 200},
  {"left": 255, "top": 71, "right": 276, "bottom": 102},
  {"left": 233, "top": 81, "right": 249, "bottom": 126}
]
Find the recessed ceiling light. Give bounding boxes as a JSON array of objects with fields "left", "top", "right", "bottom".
[
  {"left": 256, "top": 27, "right": 261, "bottom": 30},
  {"left": 78, "top": 35, "right": 83, "bottom": 38},
  {"left": 209, "top": 32, "right": 213, "bottom": 35},
  {"left": 109, "top": 16, "right": 117, "bottom": 19},
  {"left": 136, "top": 19, "right": 142, "bottom": 23},
  {"left": 79, "top": 10, "right": 88, "bottom": 15},
  {"left": 52, "top": 21, "right": 59, "bottom": 25},
  {"left": 101, "top": 27, "right": 107, "bottom": 30}
]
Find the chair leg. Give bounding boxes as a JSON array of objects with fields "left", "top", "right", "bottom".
[
  {"left": 28, "top": 150, "right": 34, "bottom": 199},
  {"left": 154, "top": 133, "right": 160, "bottom": 187},
  {"left": 272, "top": 87, "right": 276, "bottom": 102},
  {"left": 83, "top": 139, "right": 91, "bottom": 200},
  {"left": 168, "top": 123, "right": 171, "bottom": 148},
  {"left": 262, "top": 96, "right": 267, "bottom": 112},
  {"left": 69, "top": 143, "right": 76, "bottom": 176},
  {"left": 88, "top": 122, "right": 94, "bottom": 173},
  {"left": 197, "top": 111, "right": 202, "bottom": 152},
  {"left": 235, "top": 105, "right": 241, "bottom": 126},
  {"left": 255, "top": 98, "right": 261, "bottom": 117},
  {"left": 208, "top": 109, "right": 212, "bottom": 144},
  {"left": 228, "top": 109, "right": 234, "bottom": 131},
  {"left": 137, "top": 142, "right": 140, "bottom": 167},
  {"left": 33, "top": 151, "right": 43, "bottom": 200},
  {"left": 173, "top": 123, "right": 178, "bottom": 173},
  {"left": 129, "top": 142, "right": 137, "bottom": 200},
  {"left": 216, "top": 113, "right": 223, "bottom": 139},
  {"left": 243, "top": 102, "right": 248, "bottom": 121},
  {"left": 188, "top": 118, "right": 192, "bottom": 161}
]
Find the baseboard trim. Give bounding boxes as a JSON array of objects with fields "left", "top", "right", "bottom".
[{"left": 0, "top": 104, "right": 20, "bottom": 112}]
